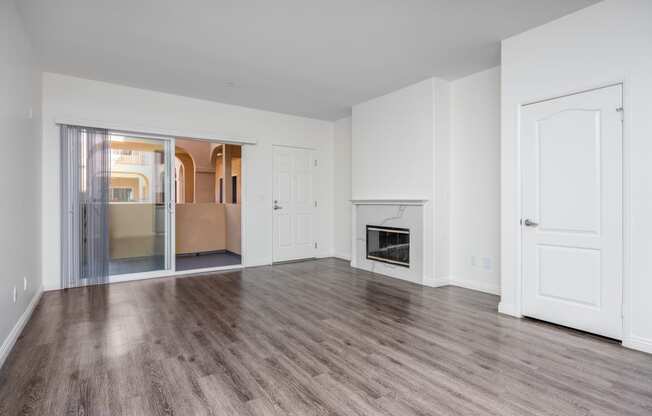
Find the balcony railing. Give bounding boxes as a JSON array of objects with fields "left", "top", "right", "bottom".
[{"left": 112, "top": 150, "right": 147, "bottom": 165}]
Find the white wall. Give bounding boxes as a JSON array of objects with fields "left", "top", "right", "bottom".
[
  {"left": 332, "top": 117, "right": 352, "bottom": 260},
  {"left": 501, "top": 0, "right": 652, "bottom": 353},
  {"left": 450, "top": 67, "right": 501, "bottom": 295},
  {"left": 433, "top": 79, "right": 451, "bottom": 281},
  {"left": 0, "top": 0, "right": 42, "bottom": 364},
  {"left": 352, "top": 78, "right": 451, "bottom": 284},
  {"left": 347, "top": 71, "right": 501, "bottom": 293},
  {"left": 352, "top": 79, "right": 435, "bottom": 201},
  {"left": 41, "top": 73, "right": 334, "bottom": 290}
]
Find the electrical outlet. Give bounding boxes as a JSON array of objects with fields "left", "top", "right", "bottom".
[
  {"left": 24, "top": 276, "right": 27, "bottom": 291},
  {"left": 481, "top": 256, "right": 493, "bottom": 272},
  {"left": 12, "top": 286, "right": 17, "bottom": 303},
  {"left": 471, "top": 255, "right": 493, "bottom": 272}
]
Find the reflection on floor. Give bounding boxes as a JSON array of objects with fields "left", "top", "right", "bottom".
[
  {"left": 109, "top": 255, "right": 165, "bottom": 275},
  {"left": 175, "top": 251, "right": 242, "bottom": 271},
  {"left": 4, "top": 259, "right": 652, "bottom": 415}
]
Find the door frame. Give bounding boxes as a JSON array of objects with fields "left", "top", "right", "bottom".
[
  {"left": 271, "top": 144, "right": 317, "bottom": 263},
  {"left": 512, "top": 81, "right": 630, "bottom": 343},
  {"left": 56, "top": 117, "right": 252, "bottom": 285}
]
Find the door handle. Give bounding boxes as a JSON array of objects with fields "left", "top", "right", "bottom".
[
  {"left": 523, "top": 218, "right": 538, "bottom": 227},
  {"left": 273, "top": 200, "right": 283, "bottom": 210}
]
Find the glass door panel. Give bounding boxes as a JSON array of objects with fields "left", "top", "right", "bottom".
[{"left": 108, "top": 134, "right": 171, "bottom": 275}]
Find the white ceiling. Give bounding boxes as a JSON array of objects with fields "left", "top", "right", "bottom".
[{"left": 18, "top": 0, "right": 599, "bottom": 120}]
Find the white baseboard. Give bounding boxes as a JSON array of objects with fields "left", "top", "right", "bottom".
[
  {"left": 449, "top": 276, "right": 500, "bottom": 296},
  {"left": 244, "top": 258, "right": 273, "bottom": 268},
  {"left": 623, "top": 336, "right": 652, "bottom": 355},
  {"left": 332, "top": 252, "right": 351, "bottom": 261},
  {"left": 422, "top": 276, "right": 450, "bottom": 288},
  {"left": 498, "top": 302, "right": 522, "bottom": 318},
  {"left": 0, "top": 285, "right": 43, "bottom": 369},
  {"left": 43, "top": 283, "right": 61, "bottom": 292}
]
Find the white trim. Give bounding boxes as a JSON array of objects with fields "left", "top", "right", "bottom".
[
  {"left": 271, "top": 144, "right": 317, "bottom": 263},
  {"left": 82, "top": 265, "right": 246, "bottom": 286},
  {"left": 164, "top": 137, "right": 176, "bottom": 273},
  {"left": 351, "top": 198, "right": 428, "bottom": 206},
  {"left": 170, "top": 265, "right": 244, "bottom": 278},
  {"left": 240, "top": 145, "right": 248, "bottom": 267},
  {"left": 245, "top": 259, "right": 273, "bottom": 268},
  {"left": 498, "top": 302, "right": 521, "bottom": 317},
  {"left": 109, "top": 129, "right": 174, "bottom": 142},
  {"left": 333, "top": 253, "right": 352, "bottom": 261},
  {"left": 449, "top": 276, "right": 500, "bottom": 296},
  {"left": 509, "top": 81, "right": 626, "bottom": 327},
  {"left": 55, "top": 116, "right": 257, "bottom": 145},
  {"left": 43, "top": 283, "right": 62, "bottom": 292},
  {"left": 623, "top": 336, "right": 652, "bottom": 355},
  {"left": 44, "top": 266, "right": 242, "bottom": 290},
  {"left": 0, "top": 286, "right": 43, "bottom": 369},
  {"left": 522, "top": 82, "right": 624, "bottom": 107},
  {"left": 350, "top": 203, "right": 358, "bottom": 268},
  {"left": 620, "top": 77, "right": 633, "bottom": 354},
  {"left": 422, "top": 276, "right": 450, "bottom": 288}
]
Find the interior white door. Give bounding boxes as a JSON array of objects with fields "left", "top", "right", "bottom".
[
  {"left": 521, "top": 84, "right": 623, "bottom": 339},
  {"left": 273, "top": 146, "right": 315, "bottom": 262}
]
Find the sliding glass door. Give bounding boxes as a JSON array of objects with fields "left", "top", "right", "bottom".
[
  {"left": 107, "top": 134, "right": 173, "bottom": 276},
  {"left": 61, "top": 125, "right": 174, "bottom": 288}
]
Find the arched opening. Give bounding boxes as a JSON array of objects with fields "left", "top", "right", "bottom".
[
  {"left": 174, "top": 145, "right": 196, "bottom": 203},
  {"left": 109, "top": 172, "right": 150, "bottom": 202},
  {"left": 210, "top": 144, "right": 240, "bottom": 204},
  {"left": 175, "top": 157, "right": 185, "bottom": 203}
]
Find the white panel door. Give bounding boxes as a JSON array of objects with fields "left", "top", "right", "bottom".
[
  {"left": 521, "top": 85, "right": 623, "bottom": 339},
  {"left": 273, "top": 146, "right": 315, "bottom": 262}
]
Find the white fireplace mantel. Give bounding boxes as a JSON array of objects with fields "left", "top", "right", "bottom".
[
  {"left": 350, "top": 198, "right": 439, "bottom": 287},
  {"left": 350, "top": 198, "right": 429, "bottom": 206}
]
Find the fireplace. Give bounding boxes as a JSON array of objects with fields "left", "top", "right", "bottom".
[{"left": 366, "top": 225, "right": 410, "bottom": 267}]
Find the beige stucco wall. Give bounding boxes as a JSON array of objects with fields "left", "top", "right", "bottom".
[
  {"left": 109, "top": 203, "right": 163, "bottom": 259},
  {"left": 194, "top": 171, "right": 215, "bottom": 203},
  {"left": 175, "top": 203, "right": 226, "bottom": 254},
  {"left": 175, "top": 152, "right": 195, "bottom": 203},
  {"left": 225, "top": 203, "right": 241, "bottom": 255},
  {"left": 173, "top": 141, "right": 241, "bottom": 255},
  {"left": 109, "top": 202, "right": 239, "bottom": 258}
]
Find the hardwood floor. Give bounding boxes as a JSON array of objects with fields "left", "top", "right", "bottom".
[{"left": 1, "top": 258, "right": 651, "bottom": 415}]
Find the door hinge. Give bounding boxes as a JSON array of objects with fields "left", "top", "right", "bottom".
[
  {"left": 616, "top": 107, "right": 624, "bottom": 121},
  {"left": 314, "top": 242, "right": 318, "bottom": 249},
  {"left": 314, "top": 200, "right": 317, "bottom": 208},
  {"left": 314, "top": 159, "right": 318, "bottom": 167}
]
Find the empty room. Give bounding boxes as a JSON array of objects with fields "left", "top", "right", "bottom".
[{"left": 1, "top": 0, "right": 651, "bottom": 415}]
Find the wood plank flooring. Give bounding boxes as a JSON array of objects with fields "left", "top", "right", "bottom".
[{"left": 1, "top": 258, "right": 651, "bottom": 415}]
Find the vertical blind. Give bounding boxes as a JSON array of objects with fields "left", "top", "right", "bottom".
[{"left": 60, "top": 125, "right": 111, "bottom": 288}]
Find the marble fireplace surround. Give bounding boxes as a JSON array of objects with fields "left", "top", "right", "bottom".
[{"left": 351, "top": 198, "right": 434, "bottom": 286}]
